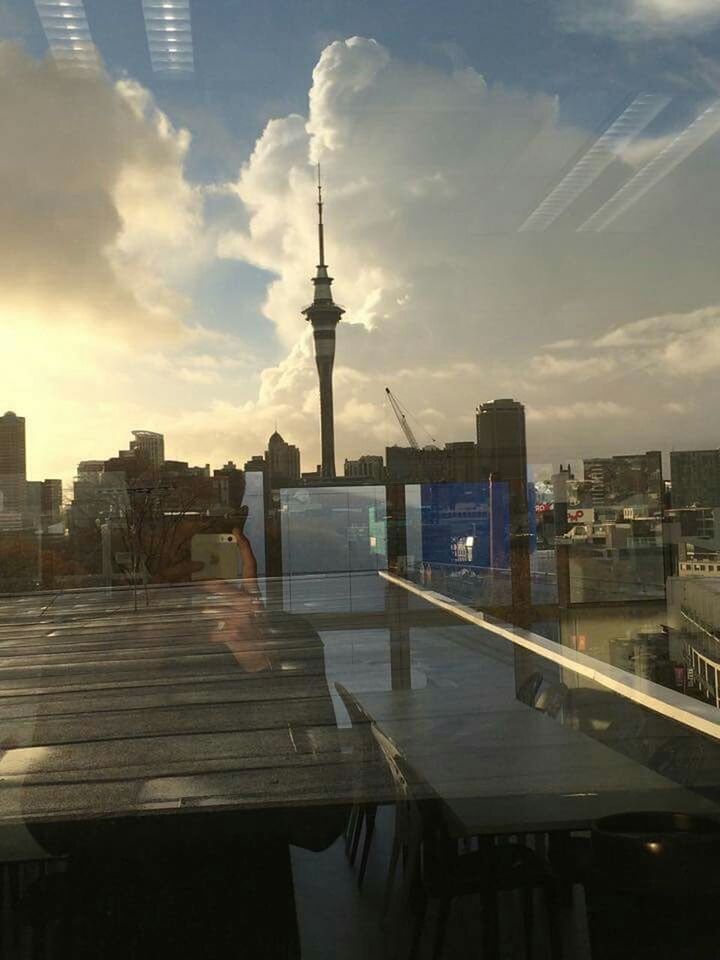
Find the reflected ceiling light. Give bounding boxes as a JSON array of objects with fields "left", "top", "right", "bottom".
[
  {"left": 578, "top": 99, "right": 720, "bottom": 231},
  {"left": 33, "top": 0, "right": 99, "bottom": 71},
  {"left": 519, "top": 94, "right": 671, "bottom": 232},
  {"left": 142, "top": 0, "right": 194, "bottom": 73}
]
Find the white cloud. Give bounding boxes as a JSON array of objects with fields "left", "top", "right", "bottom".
[
  {"left": 0, "top": 43, "right": 204, "bottom": 343},
  {"left": 0, "top": 45, "right": 232, "bottom": 480},
  {"left": 211, "top": 37, "right": 720, "bottom": 468},
  {"left": 561, "top": 0, "right": 720, "bottom": 34},
  {"left": 527, "top": 402, "right": 627, "bottom": 423},
  {"left": 634, "top": 0, "right": 720, "bottom": 22},
  {"left": 595, "top": 306, "right": 720, "bottom": 377},
  {"left": 529, "top": 353, "right": 618, "bottom": 379},
  {"left": 543, "top": 338, "right": 583, "bottom": 351},
  {"left": 8, "top": 37, "right": 720, "bottom": 481}
]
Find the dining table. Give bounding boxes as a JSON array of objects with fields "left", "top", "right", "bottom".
[
  {"left": 1, "top": 571, "right": 719, "bottom": 958},
  {"left": 0, "top": 579, "right": 386, "bottom": 958},
  {"left": 353, "top": 685, "right": 720, "bottom": 837}
]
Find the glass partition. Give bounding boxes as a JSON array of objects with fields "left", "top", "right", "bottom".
[{"left": 5, "top": 3, "right": 720, "bottom": 956}]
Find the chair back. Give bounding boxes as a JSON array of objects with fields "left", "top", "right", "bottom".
[
  {"left": 335, "top": 682, "right": 374, "bottom": 725},
  {"left": 335, "top": 682, "right": 393, "bottom": 805},
  {"left": 535, "top": 681, "right": 569, "bottom": 718},
  {"left": 371, "top": 724, "right": 424, "bottom": 854},
  {"left": 517, "top": 671, "right": 543, "bottom": 707}
]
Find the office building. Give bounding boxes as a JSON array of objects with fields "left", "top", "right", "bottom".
[
  {"left": 0, "top": 411, "right": 27, "bottom": 512},
  {"left": 552, "top": 463, "right": 574, "bottom": 537},
  {"left": 41, "top": 479, "right": 63, "bottom": 521},
  {"left": 129, "top": 430, "right": 165, "bottom": 469},
  {"left": 344, "top": 455, "right": 384, "bottom": 482},
  {"left": 301, "top": 172, "right": 344, "bottom": 479},
  {"left": 77, "top": 461, "right": 105, "bottom": 479},
  {"left": 24, "top": 478, "right": 62, "bottom": 528},
  {"left": 387, "top": 446, "right": 452, "bottom": 484},
  {"left": 386, "top": 442, "right": 483, "bottom": 484},
  {"left": 213, "top": 461, "right": 247, "bottom": 511},
  {"left": 266, "top": 431, "right": 301, "bottom": 487},
  {"left": 476, "top": 399, "right": 527, "bottom": 484},
  {"left": 670, "top": 449, "right": 720, "bottom": 508},
  {"left": 244, "top": 455, "right": 267, "bottom": 474},
  {"left": 443, "top": 442, "right": 483, "bottom": 482},
  {"left": 584, "top": 450, "right": 663, "bottom": 514}
]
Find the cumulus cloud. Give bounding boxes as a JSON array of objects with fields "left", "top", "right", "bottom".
[
  {"left": 218, "top": 37, "right": 600, "bottom": 460},
  {"left": 215, "top": 36, "right": 720, "bottom": 465},
  {"left": 8, "top": 37, "right": 720, "bottom": 480},
  {"left": 0, "top": 43, "right": 202, "bottom": 342}
]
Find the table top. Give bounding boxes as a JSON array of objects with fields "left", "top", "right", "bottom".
[
  {"left": 2, "top": 575, "right": 719, "bottom": 845},
  {"left": 0, "top": 583, "right": 388, "bottom": 834},
  {"left": 356, "top": 686, "right": 720, "bottom": 836}
]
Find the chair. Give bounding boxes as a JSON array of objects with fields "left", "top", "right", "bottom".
[
  {"left": 587, "top": 811, "right": 720, "bottom": 956},
  {"left": 517, "top": 672, "right": 543, "bottom": 708},
  {"left": 535, "top": 682, "right": 569, "bottom": 719},
  {"left": 648, "top": 736, "right": 705, "bottom": 788},
  {"left": 334, "top": 682, "right": 385, "bottom": 889},
  {"left": 0, "top": 841, "right": 67, "bottom": 957},
  {"left": 371, "top": 724, "right": 561, "bottom": 960}
]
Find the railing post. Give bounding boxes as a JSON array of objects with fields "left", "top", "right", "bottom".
[{"left": 386, "top": 483, "right": 408, "bottom": 577}]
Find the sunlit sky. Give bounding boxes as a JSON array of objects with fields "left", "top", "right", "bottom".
[{"left": 2, "top": 0, "right": 720, "bottom": 485}]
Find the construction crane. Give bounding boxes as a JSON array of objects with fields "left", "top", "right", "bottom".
[{"left": 385, "top": 387, "right": 438, "bottom": 450}]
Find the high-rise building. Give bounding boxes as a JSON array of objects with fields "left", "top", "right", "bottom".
[
  {"left": 41, "top": 479, "right": 63, "bottom": 521},
  {"left": 552, "top": 463, "right": 574, "bottom": 537},
  {"left": 213, "top": 461, "right": 246, "bottom": 511},
  {"left": 344, "top": 455, "right": 385, "bottom": 482},
  {"left": 265, "top": 431, "right": 301, "bottom": 487},
  {"left": 670, "top": 449, "right": 720, "bottom": 508},
  {"left": 244, "top": 455, "right": 266, "bottom": 474},
  {"left": 27, "top": 478, "right": 63, "bottom": 525},
  {"left": 476, "top": 399, "right": 527, "bottom": 484},
  {"left": 0, "top": 411, "right": 27, "bottom": 512},
  {"left": 583, "top": 450, "right": 663, "bottom": 514},
  {"left": 301, "top": 171, "right": 344, "bottom": 479},
  {"left": 129, "top": 430, "right": 165, "bottom": 469}
]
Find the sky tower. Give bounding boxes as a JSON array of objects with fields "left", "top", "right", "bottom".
[{"left": 302, "top": 167, "right": 344, "bottom": 479}]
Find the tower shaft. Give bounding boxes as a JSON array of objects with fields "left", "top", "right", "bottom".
[{"left": 316, "top": 346, "right": 336, "bottom": 479}]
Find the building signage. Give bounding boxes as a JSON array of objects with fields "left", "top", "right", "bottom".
[{"left": 567, "top": 508, "right": 594, "bottom": 524}]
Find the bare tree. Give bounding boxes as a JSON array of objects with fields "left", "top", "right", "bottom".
[{"left": 117, "top": 471, "right": 219, "bottom": 609}]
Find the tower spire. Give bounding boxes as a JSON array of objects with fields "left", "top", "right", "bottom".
[{"left": 317, "top": 163, "right": 326, "bottom": 268}]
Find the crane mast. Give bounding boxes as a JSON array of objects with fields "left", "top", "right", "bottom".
[{"left": 385, "top": 387, "right": 420, "bottom": 450}]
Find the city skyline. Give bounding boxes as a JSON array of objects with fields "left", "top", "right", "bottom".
[
  {"left": 7, "top": 403, "right": 720, "bottom": 497},
  {"left": 3, "top": 8, "right": 720, "bottom": 483}
]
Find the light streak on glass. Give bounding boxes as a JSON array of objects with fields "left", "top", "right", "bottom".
[
  {"left": 142, "top": 0, "right": 194, "bottom": 73},
  {"left": 578, "top": 100, "right": 720, "bottom": 231},
  {"left": 34, "top": 0, "right": 99, "bottom": 70},
  {"left": 519, "top": 94, "right": 671, "bottom": 232}
]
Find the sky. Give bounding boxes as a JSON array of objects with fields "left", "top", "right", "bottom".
[{"left": 2, "top": 0, "right": 720, "bottom": 485}]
